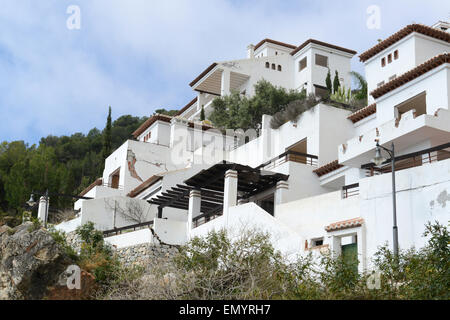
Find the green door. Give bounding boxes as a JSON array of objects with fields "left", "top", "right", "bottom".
[{"left": 341, "top": 243, "right": 358, "bottom": 273}]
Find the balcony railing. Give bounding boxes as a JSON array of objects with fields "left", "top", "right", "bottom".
[
  {"left": 342, "top": 183, "right": 359, "bottom": 199},
  {"left": 193, "top": 209, "right": 223, "bottom": 228},
  {"left": 363, "top": 142, "right": 450, "bottom": 177},
  {"left": 258, "top": 150, "right": 318, "bottom": 170},
  {"left": 103, "top": 220, "right": 153, "bottom": 238}
]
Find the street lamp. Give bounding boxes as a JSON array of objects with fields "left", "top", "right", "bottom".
[{"left": 371, "top": 141, "right": 399, "bottom": 258}]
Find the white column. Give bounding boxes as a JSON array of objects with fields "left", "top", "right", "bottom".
[
  {"left": 274, "top": 180, "right": 289, "bottom": 216},
  {"left": 221, "top": 69, "right": 231, "bottom": 96},
  {"left": 260, "top": 114, "right": 273, "bottom": 162},
  {"left": 37, "top": 196, "right": 48, "bottom": 224},
  {"left": 187, "top": 189, "right": 201, "bottom": 239},
  {"left": 223, "top": 169, "right": 238, "bottom": 220}
]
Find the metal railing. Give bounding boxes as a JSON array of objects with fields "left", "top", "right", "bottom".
[
  {"left": 103, "top": 220, "right": 154, "bottom": 238},
  {"left": 342, "top": 183, "right": 359, "bottom": 199},
  {"left": 364, "top": 142, "right": 450, "bottom": 177},
  {"left": 258, "top": 150, "right": 318, "bottom": 170},
  {"left": 193, "top": 208, "right": 223, "bottom": 228}
]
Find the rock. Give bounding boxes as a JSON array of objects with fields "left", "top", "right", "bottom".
[{"left": 0, "top": 222, "right": 72, "bottom": 300}]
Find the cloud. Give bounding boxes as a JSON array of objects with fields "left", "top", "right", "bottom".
[{"left": 0, "top": 0, "right": 447, "bottom": 144}]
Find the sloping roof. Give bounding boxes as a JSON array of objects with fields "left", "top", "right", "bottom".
[
  {"left": 189, "top": 62, "right": 218, "bottom": 87},
  {"left": 132, "top": 114, "right": 173, "bottom": 138},
  {"left": 359, "top": 24, "right": 450, "bottom": 62},
  {"left": 313, "top": 160, "right": 344, "bottom": 177},
  {"left": 79, "top": 178, "right": 102, "bottom": 197},
  {"left": 254, "top": 38, "right": 297, "bottom": 51},
  {"left": 127, "top": 175, "right": 163, "bottom": 198},
  {"left": 347, "top": 104, "right": 377, "bottom": 123},
  {"left": 371, "top": 53, "right": 450, "bottom": 99},
  {"left": 290, "top": 39, "right": 357, "bottom": 57},
  {"left": 325, "top": 217, "right": 364, "bottom": 232},
  {"left": 132, "top": 114, "right": 217, "bottom": 139},
  {"left": 176, "top": 97, "right": 198, "bottom": 116}
]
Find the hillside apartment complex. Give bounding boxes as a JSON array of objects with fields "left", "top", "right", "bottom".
[{"left": 55, "top": 21, "right": 450, "bottom": 270}]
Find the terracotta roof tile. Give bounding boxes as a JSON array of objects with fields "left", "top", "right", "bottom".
[
  {"left": 371, "top": 53, "right": 450, "bottom": 99},
  {"left": 79, "top": 178, "right": 102, "bottom": 197},
  {"left": 347, "top": 104, "right": 377, "bottom": 123},
  {"left": 254, "top": 38, "right": 297, "bottom": 51},
  {"left": 132, "top": 114, "right": 173, "bottom": 138},
  {"left": 313, "top": 160, "right": 344, "bottom": 177},
  {"left": 325, "top": 217, "right": 364, "bottom": 232},
  {"left": 360, "top": 24, "right": 450, "bottom": 62},
  {"left": 290, "top": 39, "right": 357, "bottom": 56},
  {"left": 127, "top": 175, "right": 163, "bottom": 198},
  {"left": 189, "top": 62, "right": 218, "bottom": 87},
  {"left": 176, "top": 97, "right": 198, "bottom": 116}
]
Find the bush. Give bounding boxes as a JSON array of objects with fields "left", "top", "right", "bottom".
[{"left": 102, "top": 221, "right": 450, "bottom": 300}]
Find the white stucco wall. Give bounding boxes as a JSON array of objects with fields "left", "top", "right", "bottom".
[
  {"left": 104, "top": 228, "right": 153, "bottom": 249},
  {"left": 153, "top": 218, "right": 188, "bottom": 245},
  {"left": 80, "top": 196, "right": 157, "bottom": 231},
  {"left": 190, "top": 202, "right": 303, "bottom": 261}
]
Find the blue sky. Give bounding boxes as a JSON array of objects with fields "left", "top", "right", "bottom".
[{"left": 0, "top": 0, "right": 448, "bottom": 145}]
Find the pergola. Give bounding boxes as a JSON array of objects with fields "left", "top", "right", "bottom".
[{"left": 148, "top": 162, "right": 289, "bottom": 223}]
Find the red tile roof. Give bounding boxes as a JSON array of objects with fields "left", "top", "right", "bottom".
[
  {"left": 290, "top": 39, "right": 357, "bottom": 56},
  {"left": 132, "top": 114, "right": 173, "bottom": 138},
  {"left": 79, "top": 178, "right": 102, "bottom": 197},
  {"left": 325, "top": 217, "right": 364, "bottom": 232},
  {"left": 127, "top": 175, "right": 163, "bottom": 198},
  {"left": 189, "top": 62, "right": 218, "bottom": 87},
  {"left": 313, "top": 160, "right": 344, "bottom": 177},
  {"left": 359, "top": 24, "right": 450, "bottom": 62},
  {"left": 347, "top": 104, "right": 377, "bottom": 123},
  {"left": 371, "top": 53, "right": 450, "bottom": 99},
  {"left": 254, "top": 38, "right": 297, "bottom": 51},
  {"left": 176, "top": 97, "right": 198, "bottom": 116}
]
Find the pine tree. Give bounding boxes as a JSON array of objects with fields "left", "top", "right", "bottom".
[
  {"left": 200, "top": 105, "right": 205, "bottom": 121},
  {"left": 325, "top": 69, "right": 332, "bottom": 93},
  {"left": 102, "top": 106, "right": 112, "bottom": 161},
  {"left": 333, "top": 70, "right": 340, "bottom": 94}
]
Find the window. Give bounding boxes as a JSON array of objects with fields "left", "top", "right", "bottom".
[
  {"left": 311, "top": 238, "right": 324, "bottom": 248},
  {"left": 394, "top": 50, "right": 399, "bottom": 60},
  {"left": 314, "top": 84, "right": 329, "bottom": 98},
  {"left": 299, "top": 57, "right": 307, "bottom": 71},
  {"left": 275, "top": 51, "right": 278, "bottom": 55},
  {"left": 271, "top": 63, "right": 276, "bottom": 70},
  {"left": 277, "top": 65, "right": 282, "bottom": 71},
  {"left": 265, "top": 62, "right": 270, "bottom": 68},
  {"left": 381, "top": 57, "right": 386, "bottom": 67},
  {"left": 377, "top": 81, "right": 385, "bottom": 88},
  {"left": 388, "top": 54, "right": 392, "bottom": 63},
  {"left": 315, "top": 54, "right": 328, "bottom": 67}
]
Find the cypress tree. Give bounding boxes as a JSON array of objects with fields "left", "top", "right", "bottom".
[
  {"left": 102, "top": 106, "right": 112, "bottom": 161},
  {"left": 200, "top": 105, "right": 205, "bottom": 121},
  {"left": 333, "top": 70, "right": 341, "bottom": 94},
  {"left": 325, "top": 69, "right": 332, "bottom": 93}
]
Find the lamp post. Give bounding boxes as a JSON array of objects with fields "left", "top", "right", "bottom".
[{"left": 371, "top": 141, "right": 399, "bottom": 258}]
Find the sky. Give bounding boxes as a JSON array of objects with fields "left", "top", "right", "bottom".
[{"left": 0, "top": 0, "right": 449, "bottom": 145}]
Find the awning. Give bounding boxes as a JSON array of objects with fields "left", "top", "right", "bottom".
[{"left": 148, "top": 161, "right": 289, "bottom": 214}]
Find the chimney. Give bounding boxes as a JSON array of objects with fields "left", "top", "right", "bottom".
[{"left": 247, "top": 44, "right": 255, "bottom": 59}]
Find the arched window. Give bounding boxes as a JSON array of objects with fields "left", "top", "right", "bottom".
[
  {"left": 265, "top": 62, "right": 270, "bottom": 68},
  {"left": 271, "top": 63, "right": 276, "bottom": 70},
  {"left": 277, "top": 65, "right": 282, "bottom": 71}
]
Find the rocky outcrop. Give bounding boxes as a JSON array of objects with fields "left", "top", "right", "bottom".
[{"left": 0, "top": 222, "right": 72, "bottom": 300}]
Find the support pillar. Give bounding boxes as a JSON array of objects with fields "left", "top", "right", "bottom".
[
  {"left": 37, "top": 196, "right": 49, "bottom": 225},
  {"left": 274, "top": 180, "right": 289, "bottom": 216},
  {"left": 223, "top": 169, "right": 238, "bottom": 222},
  {"left": 221, "top": 69, "right": 231, "bottom": 96},
  {"left": 188, "top": 189, "right": 201, "bottom": 239}
]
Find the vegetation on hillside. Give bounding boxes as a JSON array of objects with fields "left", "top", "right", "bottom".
[
  {"left": 0, "top": 110, "right": 147, "bottom": 224},
  {"left": 209, "top": 80, "right": 306, "bottom": 131},
  {"left": 98, "top": 221, "right": 449, "bottom": 300}
]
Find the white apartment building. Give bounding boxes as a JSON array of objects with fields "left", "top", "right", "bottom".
[{"left": 56, "top": 22, "right": 450, "bottom": 272}]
